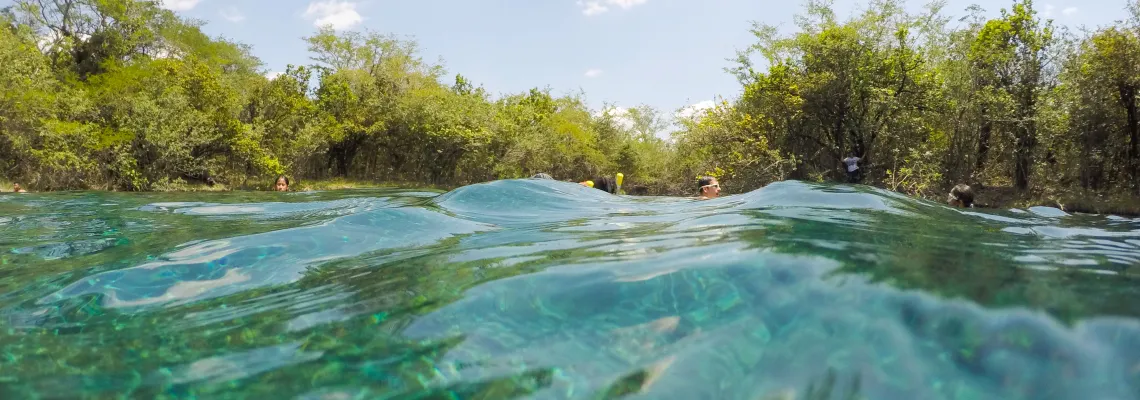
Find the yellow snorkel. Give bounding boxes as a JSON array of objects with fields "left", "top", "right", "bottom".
[
  {"left": 615, "top": 173, "right": 624, "bottom": 195},
  {"left": 584, "top": 181, "right": 595, "bottom": 188}
]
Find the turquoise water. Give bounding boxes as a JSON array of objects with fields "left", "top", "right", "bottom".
[{"left": 2, "top": 180, "right": 1140, "bottom": 399}]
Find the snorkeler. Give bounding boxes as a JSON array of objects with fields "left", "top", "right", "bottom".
[
  {"left": 274, "top": 176, "right": 290, "bottom": 192},
  {"left": 579, "top": 176, "right": 618, "bottom": 194},
  {"left": 697, "top": 176, "right": 720, "bottom": 200},
  {"left": 948, "top": 184, "right": 975, "bottom": 208}
]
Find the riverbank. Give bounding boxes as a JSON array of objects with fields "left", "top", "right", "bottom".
[
  {"left": 149, "top": 178, "right": 454, "bottom": 193},
  {"left": 2, "top": 178, "right": 453, "bottom": 193},
  {"left": 8, "top": 178, "right": 1140, "bottom": 216},
  {"left": 976, "top": 186, "right": 1140, "bottom": 216}
]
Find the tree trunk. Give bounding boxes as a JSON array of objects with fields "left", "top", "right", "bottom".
[
  {"left": 974, "top": 109, "right": 992, "bottom": 177},
  {"left": 1014, "top": 125, "right": 1034, "bottom": 191},
  {"left": 1121, "top": 85, "right": 1139, "bottom": 185},
  {"left": 328, "top": 134, "right": 363, "bottom": 177}
]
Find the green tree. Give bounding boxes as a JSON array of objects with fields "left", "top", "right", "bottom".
[
  {"left": 1068, "top": 26, "right": 1140, "bottom": 190},
  {"left": 0, "top": 19, "right": 97, "bottom": 188},
  {"left": 968, "top": 0, "right": 1055, "bottom": 190},
  {"left": 728, "top": 0, "right": 936, "bottom": 183}
]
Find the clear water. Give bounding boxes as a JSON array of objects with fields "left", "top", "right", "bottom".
[{"left": 2, "top": 180, "right": 1140, "bottom": 399}]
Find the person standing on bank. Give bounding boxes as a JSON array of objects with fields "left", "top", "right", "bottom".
[{"left": 842, "top": 154, "right": 862, "bottom": 183}]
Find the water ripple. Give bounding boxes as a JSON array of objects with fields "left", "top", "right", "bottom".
[{"left": 2, "top": 180, "right": 1140, "bottom": 399}]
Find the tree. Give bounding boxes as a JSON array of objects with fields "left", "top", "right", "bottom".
[
  {"left": 729, "top": 0, "right": 935, "bottom": 182},
  {"left": 969, "top": 0, "right": 1055, "bottom": 190},
  {"left": 1081, "top": 27, "right": 1140, "bottom": 188}
]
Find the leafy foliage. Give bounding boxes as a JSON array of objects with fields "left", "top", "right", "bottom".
[
  {"left": 5, "top": 0, "right": 1140, "bottom": 201},
  {"left": 676, "top": 0, "right": 1138, "bottom": 200},
  {"left": 0, "top": 1, "right": 676, "bottom": 191}
]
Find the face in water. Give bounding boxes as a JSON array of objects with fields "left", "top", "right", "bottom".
[
  {"left": 700, "top": 178, "right": 721, "bottom": 199},
  {"left": 275, "top": 177, "right": 289, "bottom": 192}
]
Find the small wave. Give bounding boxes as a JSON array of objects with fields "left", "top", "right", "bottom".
[{"left": 2, "top": 180, "right": 1140, "bottom": 399}]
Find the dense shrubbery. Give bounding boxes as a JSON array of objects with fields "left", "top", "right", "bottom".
[
  {"left": 4, "top": 0, "right": 1140, "bottom": 202},
  {"left": 0, "top": 0, "right": 678, "bottom": 192},
  {"left": 677, "top": 0, "right": 1140, "bottom": 201}
]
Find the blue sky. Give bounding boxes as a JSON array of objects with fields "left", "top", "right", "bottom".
[{"left": 161, "top": 0, "right": 1126, "bottom": 120}]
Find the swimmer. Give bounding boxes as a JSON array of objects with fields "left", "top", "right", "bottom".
[
  {"left": 697, "top": 176, "right": 720, "bottom": 200},
  {"left": 579, "top": 176, "right": 618, "bottom": 194},
  {"left": 12, "top": 183, "right": 26, "bottom": 193},
  {"left": 948, "top": 184, "right": 974, "bottom": 208},
  {"left": 274, "top": 176, "right": 289, "bottom": 192}
]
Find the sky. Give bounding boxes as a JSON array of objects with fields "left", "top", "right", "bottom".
[{"left": 143, "top": 0, "right": 1133, "bottom": 120}]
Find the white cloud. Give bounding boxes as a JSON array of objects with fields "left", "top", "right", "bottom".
[
  {"left": 36, "top": 36, "right": 53, "bottom": 52},
  {"left": 676, "top": 100, "right": 715, "bottom": 120},
  {"left": 265, "top": 71, "right": 284, "bottom": 80},
  {"left": 1062, "top": 7, "right": 1078, "bottom": 15},
  {"left": 577, "top": 0, "right": 648, "bottom": 16},
  {"left": 598, "top": 106, "right": 635, "bottom": 130},
  {"left": 584, "top": 68, "right": 603, "bottom": 78},
  {"left": 303, "top": 0, "right": 363, "bottom": 30},
  {"left": 220, "top": 6, "right": 245, "bottom": 22},
  {"left": 1043, "top": 4, "right": 1055, "bottom": 17},
  {"left": 161, "top": 0, "right": 202, "bottom": 11},
  {"left": 153, "top": 43, "right": 185, "bottom": 60},
  {"left": 609, "top": 0, "right": 648, "bottom": 8},
  {"left": 152, "top": 43, "right": 185, "bottom": 60},
  {"left": 579, "top": 1, "right": 608, "bottom": 16},
  {"left": 36, "top": 32, "right": 88, "bottom": 52}
]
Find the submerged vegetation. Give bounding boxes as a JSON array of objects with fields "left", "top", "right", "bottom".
[{"left": 3, "top": 0, "right": 1140, "bottom": 206}]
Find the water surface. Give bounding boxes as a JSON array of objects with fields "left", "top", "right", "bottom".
[{"left": 2, "top": 180, "right": 1140, "bottom": 399}]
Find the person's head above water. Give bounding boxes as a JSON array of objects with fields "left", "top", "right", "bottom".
[
  {"left": 12, "top": 183, "right": 24, "bottom": 193},
  {"left": 698, "top": 176, "right": 720, "bottom": 199},
  {"left": 530, "top": 173, "right": 553, "bottom": 180},
  {"left": 274, "top": 176, "right": 289, "bottom": 192},
  {"left": 580, "top": 176, "right": 618, "bottom": 194},
  {"left": 593, "top": 176, "right": 618, "bottom": 194},
  {"left": 948, "top": 184, "right": 974, "bottom": 208}
]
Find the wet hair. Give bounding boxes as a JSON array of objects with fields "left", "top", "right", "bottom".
[
  {"left": 697, "top": 176, "right": 716, "bottom": 194},
  {"left": 949, "top": 184, "right": 975, "bottom": 207},
  {"left": 591, "top": 176, "right": 617, "bottom": 194},
  {"left": 275, "top": 175, "right": 290, "bottom": 186},
  {"left": 530, "top": 173, "right": 553, "bottom": 180}
]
